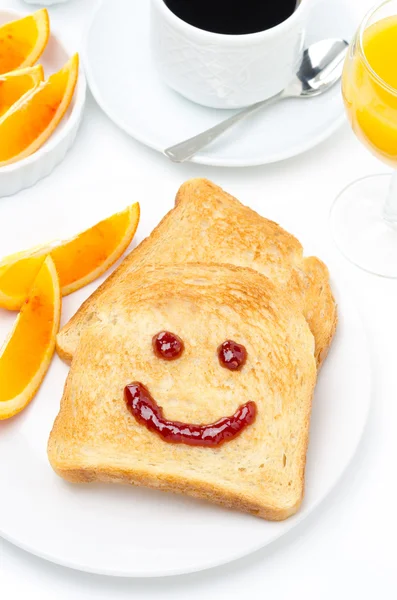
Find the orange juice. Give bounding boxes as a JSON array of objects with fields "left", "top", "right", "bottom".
[{"left": 343, "top": 16, "right": 397, "bottom": 166}]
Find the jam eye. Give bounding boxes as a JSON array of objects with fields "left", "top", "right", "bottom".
[
  {"left": 218, "top": 340, "right": 247, "bottom": 371},
  {"left": 153, "top": 331, "right": 184, "bottom": 361}
]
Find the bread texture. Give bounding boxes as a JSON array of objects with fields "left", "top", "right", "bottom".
[
  {"left": 49, "top": 264, "right": 317, "bottom": 521},
  {"left": 56, "top": 179, "right": 336, "bottom": 367}
]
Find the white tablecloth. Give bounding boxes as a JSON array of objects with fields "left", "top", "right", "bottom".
[{"left": 1, "top": 0, "right": 396, "bottom": 597}]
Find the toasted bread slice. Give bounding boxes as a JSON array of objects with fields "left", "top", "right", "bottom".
[
  {"left": 57, "top": 179, "right": 336, "bottom": 367},
  {"left": 49, "top": 264, "right": 317, "bottom": 521}
]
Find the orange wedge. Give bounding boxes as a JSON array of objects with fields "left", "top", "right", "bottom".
[
  {"left": 0, "top": 203, "right": 140, "bottom": 311},
  {"left": 0, "top": 53, "right": 79, "bottom": 167},
  {"left": 0, "top": 9, "right": 50, "bottom": 75},
  {"left": 0, "top": 65, "right": 44, "bottom": 117},
  {"left": 0, "top": 256, "right": 61, "bottom": 420}
]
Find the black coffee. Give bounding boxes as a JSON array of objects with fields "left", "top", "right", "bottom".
[{"left": 164, "top": 0, "right": 298, "bottom": 35}]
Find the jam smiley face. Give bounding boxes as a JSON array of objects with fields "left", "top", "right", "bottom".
[{"left": 124, "top": 332, "right": 256, "bottom": 448}]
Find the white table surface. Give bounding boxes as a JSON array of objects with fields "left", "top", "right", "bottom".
[{"left": 1, "top": 0, "right": 396, "bottom": 597}]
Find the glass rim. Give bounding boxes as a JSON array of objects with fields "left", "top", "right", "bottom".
[{"left": 358, "top": 0, "right": 397, "bottom": 97}]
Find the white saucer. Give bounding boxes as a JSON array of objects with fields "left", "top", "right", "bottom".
[
  {"left": 0, "top": 178, "right": 371, "bottom": 577},
  {"left": 83, "top": 0, "right": 355, "bottom": 167}
]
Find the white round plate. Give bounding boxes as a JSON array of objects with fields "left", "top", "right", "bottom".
[
  {"left": 0, "top": 178, "right": 371, "bottom": 577},
  {"left": 0, "top": 9, "right": 86, "bottom": 197},
  {"left": 83, "top": 0, "right": 355, "bottom": 167}
]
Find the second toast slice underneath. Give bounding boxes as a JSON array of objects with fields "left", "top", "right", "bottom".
[{"left": 57, "top": 178, "right": 336, "bottom": 366}]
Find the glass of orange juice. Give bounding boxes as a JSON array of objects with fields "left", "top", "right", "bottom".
[{"left": 330, "top": 0, "right": 397, "bottom": 277}]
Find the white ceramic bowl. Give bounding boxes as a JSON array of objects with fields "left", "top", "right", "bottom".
[{"left": 0, "top": 9, "right": 86, "bottom": 198}]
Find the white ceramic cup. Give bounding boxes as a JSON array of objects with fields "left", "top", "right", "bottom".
[{"left": 151, "top": 0, "right": 311, "bottom": 109}]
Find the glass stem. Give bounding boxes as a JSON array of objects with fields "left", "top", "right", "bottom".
[{"left": 383, "top": 171, "right": 397, "bottom": 223}]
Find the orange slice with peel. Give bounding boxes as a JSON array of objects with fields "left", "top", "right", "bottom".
[
  {"left": 0, "top": 202, "right": 140, "bottom": 311},
  {"left": 0, "top": 53, "right": 79, "bottom": 167},
  {"left": 0, "top": 256, "right": 61, "bottom": 420},
  {"left": 0, "top": 9, "right": 50, "bottom": 75},
  {"left": 0, "top": 65, "right": 44, "bottom": 117}
]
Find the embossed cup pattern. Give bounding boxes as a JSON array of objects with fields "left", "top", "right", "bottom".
[{"left": 151, "top": 0, "right": 308, "bottom": 109}]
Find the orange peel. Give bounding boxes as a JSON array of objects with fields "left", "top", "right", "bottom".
[
  {"left": 0, "top": 202, "right": 140, "bottom": 310},
  {"left": 0, "top": 256, "right": 61, "bottom": 420},
  {"left": 0, "top": 9, "right": 50, "bottom": 75},
  {"left": 0, "top": 53, "right": 79, "bottom": 167}
]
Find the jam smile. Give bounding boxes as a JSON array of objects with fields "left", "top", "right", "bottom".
[{"left": 124, "top": 382, "right": 257, "bottom": 448}]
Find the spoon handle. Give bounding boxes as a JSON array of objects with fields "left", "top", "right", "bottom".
[{"left": 164, "top": 91, "right": 284, "bottom": 163}]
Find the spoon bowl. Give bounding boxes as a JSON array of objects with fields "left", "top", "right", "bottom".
[
  {"left": 165, "top": 38, "right": 349, "bottom": 162},
  {"left": 293, "top": 39, "right": 349, "bottom": 96}
]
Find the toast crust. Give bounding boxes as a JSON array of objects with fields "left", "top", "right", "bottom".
[
  {"left": 56, "top": 179, "right": 337, "bottom": 368},
  {"left": 49, "top": 264, "right": 317, "bottom": 521},
  {"left": 50, "top": 462, "right": 302, "bottom": 522}
]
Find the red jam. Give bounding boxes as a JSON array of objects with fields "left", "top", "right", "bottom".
[
  {"left": 218, "top": 340, "right": 247, "bottom": 371},
  {"left": 153, "top": 331, "right": 184, "bottom": 361},
  {"left": 124, "top": 382, "right": 257, "bottom": 447}
]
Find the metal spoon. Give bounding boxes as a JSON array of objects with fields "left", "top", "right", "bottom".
[{"left": 164, "top": 38, "right": 348, "bottom": 163}]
